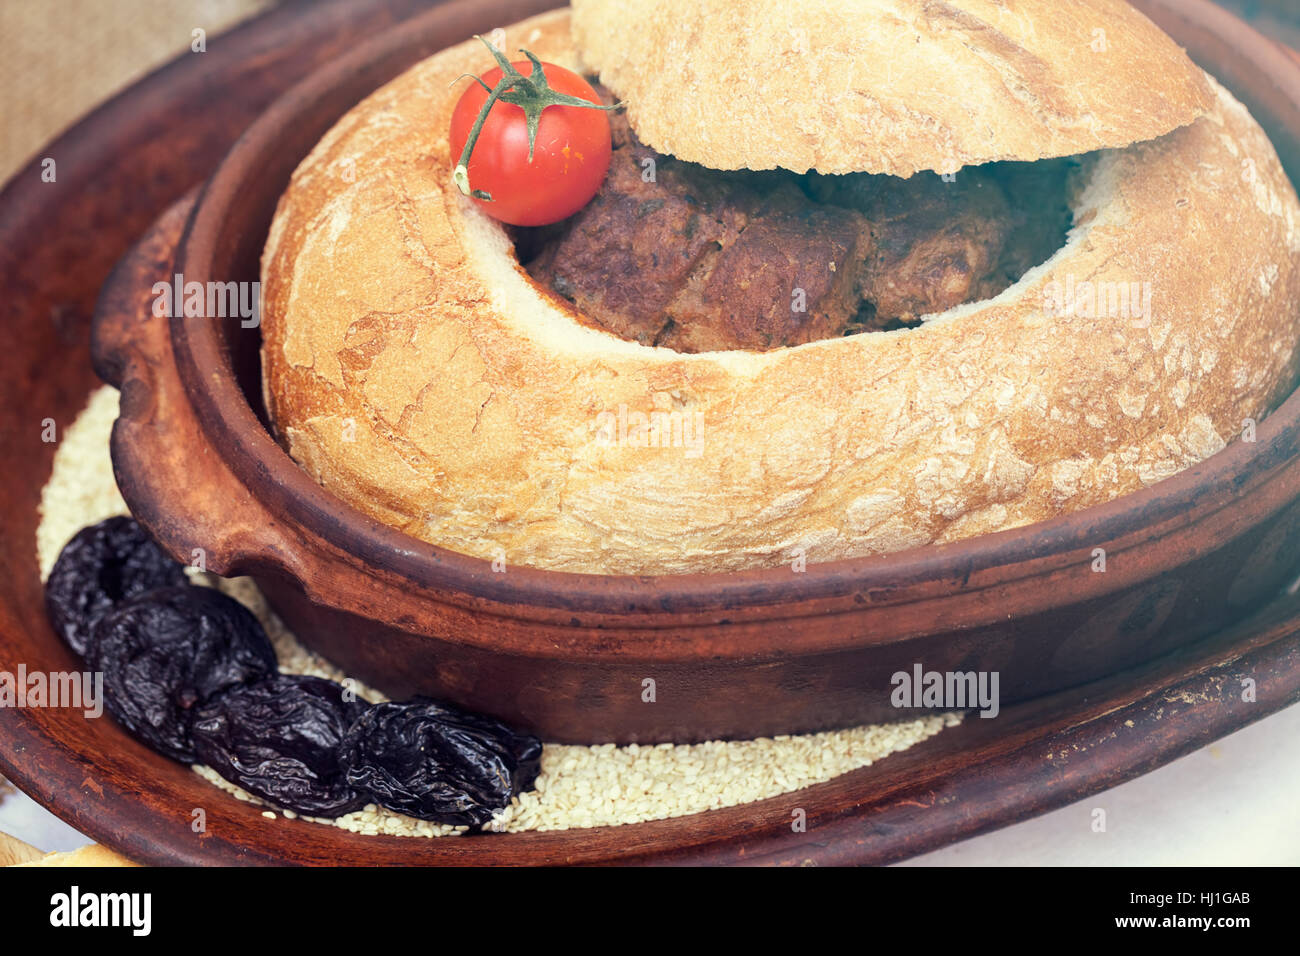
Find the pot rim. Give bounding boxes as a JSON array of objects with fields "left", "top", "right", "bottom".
[{"left": 171, "top": 0, "right": 1300, "bottom": 614}]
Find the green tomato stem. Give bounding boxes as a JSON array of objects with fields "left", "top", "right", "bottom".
[{"left": 453, "top": 72, "right": 521, "bottom": 201}]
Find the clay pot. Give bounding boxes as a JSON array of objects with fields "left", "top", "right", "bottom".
[{"left": 92, "top": 0, "right": 1300, "bottom": 744}]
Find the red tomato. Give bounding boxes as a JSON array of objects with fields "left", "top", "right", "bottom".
[{"left": 450, "top": 61, "right": 612, "bottom": 227}]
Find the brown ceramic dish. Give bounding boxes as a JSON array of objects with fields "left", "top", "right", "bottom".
[
  {"left": 91, "top": 0, "right": 1300, "bottom": 745},
  {"left": 1, "top": 0, "right": 1298, "bottom": 867}
]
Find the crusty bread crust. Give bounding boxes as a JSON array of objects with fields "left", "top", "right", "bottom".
[
  {"left": 572, "top": 0, "right": 1215, "bottom": 176},
  {"left": 260, "top": 8, "right": 1300, "bottom": 575},
  {"left": 11, "top": 843, "right": 139, "bottom": 867}
]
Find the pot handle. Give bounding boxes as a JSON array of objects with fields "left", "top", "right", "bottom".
[{"left": 90, "top": 192, "right": 308, "bottom": 581}]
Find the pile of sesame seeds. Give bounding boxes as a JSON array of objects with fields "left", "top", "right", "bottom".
[{"left": 37, "top": 385, "right": 961, "bottom": 838}]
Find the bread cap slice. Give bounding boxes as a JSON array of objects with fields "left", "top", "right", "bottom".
[{"left": 571, "top": 0, "right": 1216, "bottom": 176}]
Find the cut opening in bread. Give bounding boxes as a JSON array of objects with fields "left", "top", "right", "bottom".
[
  {"left": 504, "top": 77, "right": 1090, "bottom": 354},
  {"left": 458, "top": 149, "right": 1104, "bottom": 364}
]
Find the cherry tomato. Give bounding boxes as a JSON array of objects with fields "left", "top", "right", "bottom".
[{"left": 450, "top": 61, "right": 612, "bottom": 227}]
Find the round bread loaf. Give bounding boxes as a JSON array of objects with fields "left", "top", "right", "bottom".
[{"left": 260, "top": 6, "right": 1300, "bottom": 575}]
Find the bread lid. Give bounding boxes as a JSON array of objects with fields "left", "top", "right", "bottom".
[{"left": 571, "top": 0, "right": 1216, "bottom": 176}]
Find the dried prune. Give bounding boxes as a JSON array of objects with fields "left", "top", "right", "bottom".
[
  {"left": 192, "top": 674, "right": 369, "bottom": 817},
  {"left": 45, "top": 516, "right": 189, "bottom": 655},
  {"left": 88, "top": 586, "right": 277, "bottom": 762},
  {"left": 340, "top": 698, "right": 542, "bottom": 825}
]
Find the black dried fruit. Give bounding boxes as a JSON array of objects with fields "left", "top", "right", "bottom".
[
  {"left": 45, "top": 516, "right": 189, "bottom": 655},
  {"left": 88, "top": 586, "right": 278, "bottom": 762},
  {"left": 340, "top": 698, "right": 542, "bottom": 826},
  {"left": 192, "top": 674, "right": 369, "bottom": 817}
]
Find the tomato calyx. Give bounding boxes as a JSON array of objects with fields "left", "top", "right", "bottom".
[{"left": 452, "top": 36, "right": 621, "bottom": 201}]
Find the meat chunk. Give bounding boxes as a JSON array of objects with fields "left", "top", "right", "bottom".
[
  {"left": 528, "top": 129, "right": 870, "bottom": 351},
  {"left": 663, "top": 183, "right": 870, "bottom": 351},
  {"left": 524, "top": 149, "right": 745, "bottom": 347},
  {"left": 810, "top": 170, "right": 1013, "bottom": 322}
]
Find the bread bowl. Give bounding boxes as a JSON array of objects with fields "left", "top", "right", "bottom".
[{"left": 259, "top": 0, "right": 1300, "bottom": 576}]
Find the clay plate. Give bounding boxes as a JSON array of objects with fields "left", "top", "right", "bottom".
[{"left": 0, "top": 0, "right": 1298, "bottom": 863}]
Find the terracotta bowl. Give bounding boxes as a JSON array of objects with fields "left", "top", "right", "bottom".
[{"left": 91, "top": 0, "right": 1300, "bottom": 744}]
